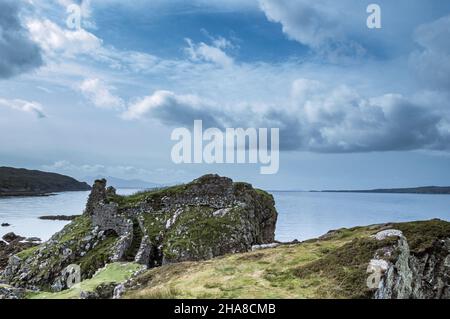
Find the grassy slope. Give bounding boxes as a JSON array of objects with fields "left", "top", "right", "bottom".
[
  {"left": 28, "top": 263, "right": 143, "bottom": 299},
  {"left": 124, "top": 226, "right": 378, "bottom": 299},
  {"left": 124, "top": 220, "right": 450, "bottom": 299}
]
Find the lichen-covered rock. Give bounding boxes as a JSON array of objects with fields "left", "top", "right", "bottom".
[
  {"left": 0, "top": 233, "right": 39, "bottom": 272},
  {"left": 108, "top": 174, "right": 278, "bottom": 265},
  {"left": 1, "top": 216, "right": 118, "bottom": 290},
  {"left": 0, "top": 285, "right": 25, "bottom": 299},
  {"left": 372, "top": 221, "right": 450, "bottom": 299}
]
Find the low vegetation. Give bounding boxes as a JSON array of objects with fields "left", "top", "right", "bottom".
[
  {"left": 124, "top": 220, "right": 450, "bottom": 299},
  {"left": 28, "top": 263, "right": 143, "bottom": 299}
]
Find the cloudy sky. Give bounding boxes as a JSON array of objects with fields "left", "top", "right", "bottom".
[{"left": 0, "top": 0, "right": 449, "bottom": 190}]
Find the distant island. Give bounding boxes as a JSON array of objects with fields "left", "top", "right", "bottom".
[
  {"left": 321, "top": 186, "right": 450, "bottom": 195},
  {"left": 0, "top": 167, "right": 91, "bottom": 197}
]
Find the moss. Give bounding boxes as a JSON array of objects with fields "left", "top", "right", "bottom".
[
  {"left": 11, "top": 215, "right": 96, "bottom": 290},
  {"left": 141, "top": 212, "right": 169, "bottom": 239},
  {"left": 112, "top": 185, "right": 187, "bottom": 209},
  {"left": 16, "top": 245, "right": 40, "bottom": 260},
  {"left": 79, "top": 236, "right": 118, "bottom": 278},
  {"left": 55, "top": 215, "right": 92, "bottom": 244},
  {"left": 254, "top": 188, "right": 274, "bottom": 201},
  {"left": 163, "top": 206, "right": 239, "bottom": 261},
  {"left": 393, "top": 219, "right": 450, "bottom": 254}
]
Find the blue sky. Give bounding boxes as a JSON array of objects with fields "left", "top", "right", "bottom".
[{"left": 0, "top": 0, "right": 450, "bottom": 189}]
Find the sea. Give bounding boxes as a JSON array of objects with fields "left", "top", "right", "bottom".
[{"left": 1, "top": 189, "right": 450, "bottom": 242}]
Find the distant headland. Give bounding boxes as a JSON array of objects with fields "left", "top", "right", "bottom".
[
  {"left": 320, "top": 186, "right": 450, "bottom": 195},
  {"left": 0, "top": 167, "right": 91, "bottom": 197}
]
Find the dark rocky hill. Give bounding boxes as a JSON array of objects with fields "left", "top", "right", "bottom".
[{"left": 0, "top": 167, "right": 91, "bottom": 197}]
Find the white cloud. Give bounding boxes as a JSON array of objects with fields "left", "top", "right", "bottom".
[
  {"left": 79, "top": 78, "right": 124, "bottom": 109},
  {"left": 26, "top": 18, "right": 102, "bottom": 57},
  {"left": 0, "top": 98, "right": 46, "bottom": 118},
  {"left": 258, "top": 0, "right": 366, "bottom": 59},
  {"left": 185, "top": 38, "right": 234, "bottom": 68},
  {"left": 285, "top": 79, "right": 449, "bottom": 152}
]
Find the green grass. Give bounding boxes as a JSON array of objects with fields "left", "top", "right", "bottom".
[
  {"left": 124, "top": 220, "right": 450, "bottom": 299},
  {"left": 16, "top": 245, "right": 40, "bottom": 260},
  {"left": 111, "top": 185, "right": 187, "bottom": 209},
  {"left": 124, "top": 233, "right": 363, "bottom": 299},
  {"left": 56, "top": 215, "right": 92, "bottom": 244},
  {"left": 28, "top": 263, "right": 144, "bottom": 299}
]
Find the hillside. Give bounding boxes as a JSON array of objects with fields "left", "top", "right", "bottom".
[
  {"left": 120, "top": 219, "right": 450, "bottom": 299},
  {"left": 0, "top": 167, "right": 91, "bottom": 197},
  {"left": 11, "top": 219, "right": 450, "bottom": 299}
]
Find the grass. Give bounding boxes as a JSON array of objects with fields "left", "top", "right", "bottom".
[
  {"left": 124, "top": 220, "right": 450, "bottom": 299},
  {"left": 16, "top": 245, "right": 40, "bottom": 260},
  {"left": 293, "top": 237, "right": 398, "bottom": 298},
  {"left": 124, "top": 224, "right": 378, "bottom": 299},
  {"left": 111, "top": 185, "right": 187, "bottom": 209},
  {"left": 28, "top": 263, "right": 144, "bottom": 299}
]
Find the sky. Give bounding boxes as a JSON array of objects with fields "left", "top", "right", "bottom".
[{"left": 0, "top": 0, "right": 450, "bottom": 190}]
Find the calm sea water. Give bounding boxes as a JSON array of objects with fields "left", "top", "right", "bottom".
[
  {"left": 1, "top": 190, "right": 450, "bottom": 242},
  {"left": 0, "top": 189, "right": 138, "bottom": 242}
]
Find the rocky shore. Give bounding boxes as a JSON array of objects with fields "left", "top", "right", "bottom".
[{"left": 0, "top": 233, "right": 40, "bottom": 272}]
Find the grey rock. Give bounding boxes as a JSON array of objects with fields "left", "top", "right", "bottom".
[
  {"left": 373, "top": 229, "right": 403, "bottom": 241},
  {"left": 113, "top": 284, "right": 125, "bottom": 299},
  {"left": 374, "top": 235, "right": 450, "bottom": 299}
]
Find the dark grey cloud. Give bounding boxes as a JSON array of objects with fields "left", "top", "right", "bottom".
[
  {"left": 0, "top": 0, "right": 43, "bottom": 78},
  {"left": 124, "top": 82, "right": 450, "bottom": 153}
]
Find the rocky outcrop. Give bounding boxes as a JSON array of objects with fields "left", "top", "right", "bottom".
[
  {"left": 0, "top": 285, "right": 25, "bottom": 299},
  {"left": 89, "top": 175, "right": 278, "bottom": 265},
  {"left": 1, "top": 175, "right": 278, "bottom": 292},
  {"left": 0, "top": 233, "right": 39, "bottom": 271},
  {"left": 1, "top": 218, "right": 116, "bottom": 291},
  {"left": 370, "top": 222, "right": 450, "bottom": 299}
]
